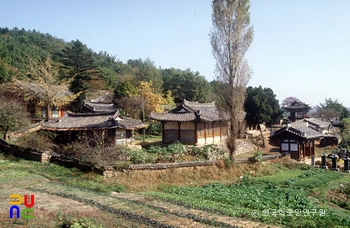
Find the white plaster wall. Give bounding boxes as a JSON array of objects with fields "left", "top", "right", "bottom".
[
  {"left": 181, "top": 122, "right": 195, "bottom": 130},
  {"left": 164, "top": 122, "right": 178, "bottom": 130}
]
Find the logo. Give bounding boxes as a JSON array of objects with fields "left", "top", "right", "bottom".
[{"left": 9, "top": 194, "right": 35, "bottom": 219}]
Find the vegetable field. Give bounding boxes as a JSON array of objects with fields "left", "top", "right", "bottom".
[
  {"left": 146, "top": 164, "right": 350, "bottom": 227},
  {"left": 1, "top": 151, "right": 349, "bottom": 227}
]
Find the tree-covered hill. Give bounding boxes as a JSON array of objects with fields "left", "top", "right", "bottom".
[{"left": 0, "top": 27, "right": 213, "bottom": 105}]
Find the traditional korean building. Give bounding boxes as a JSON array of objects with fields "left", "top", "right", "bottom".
[
  {"left": 282, "top": 100, "right": 312, "bottom": 122},
  {"left": 82, "top": 92, "right": 117, "bottom": 113},
  {"left": 42, "top": 110, "right": 146, "bottom": 144},
  {"left": 270, "top": 119, "right": 324, "bottom": 160},
  {"left": 20, "top": 82, "right": 73, "bottom": 119},
  {"left": 150, "top": 100, "right": 238, "bottom": 145}
]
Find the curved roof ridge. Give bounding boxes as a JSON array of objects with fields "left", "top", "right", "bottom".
[
  {"left": 67, "top": 111, "right": 116, "bottom": 117},
  {"left": 90, "top": 92, "right": 113, "bottom": 104},
  {"left": 184, "top": 99, "right": 215, "bottom": 107}
]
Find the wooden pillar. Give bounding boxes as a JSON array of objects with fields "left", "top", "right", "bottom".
[
  {"left": 162, "top": 122, "right": 165, "bottom": 143},
  {"left": 195, "top": 122, "right": 198, "bottom": 145},
  {"left": 290, "top": 112, "right": 296, "bottom": 122},
  {"left": 60, "top": 108, "right": 65, "bottom": 117},
  {"left": 131, "top": 130, "right": 133, "bottom": 144},
  {"left": 178, "top": 122, "right": 181, "bottom": 142},
  {"left": 204, "top": 122, "right": 207, "bottom": 143},
  {"left": 212, "top": 122, "right": 214, "bottom": 142},
  {"left": 125, "top": 130, "right": 127, "bottom": 145}
]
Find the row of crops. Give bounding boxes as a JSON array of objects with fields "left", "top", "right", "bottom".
[{"left": 146, "top": 164, "right": 350, "bottom": 227}]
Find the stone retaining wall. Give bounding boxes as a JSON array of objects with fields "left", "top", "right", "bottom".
[
  {"left": 6, "top": 121, "right": 44, "bottom": 140},
  {"left": 0, "top": 138, "right": 46, "bottom": 162},
  {"left": 128, "top": 160, "right": 218, "bottom": 170},
  {"left": 0, "top": 138, "right": 288, "bottom": 178},
  {"left": 0, "top": 138, "right": 102, "bottom": 173}
]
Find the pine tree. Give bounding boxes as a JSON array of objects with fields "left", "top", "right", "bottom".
[{"left": 57, "top": 40, "right": 99, "bottom": 112}]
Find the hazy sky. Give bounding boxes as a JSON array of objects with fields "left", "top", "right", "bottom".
[{"left": 2, "top": 0, "right": 350, "bottom": 107}]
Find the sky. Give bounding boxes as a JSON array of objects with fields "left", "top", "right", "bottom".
[{"left": 2, "top": 0, "right": 350, "bottom": 107}]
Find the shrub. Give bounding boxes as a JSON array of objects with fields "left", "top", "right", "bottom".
[
  {"left": 146, "top": 121, "right": 162, "bottom": 135},
  {"left": 224, "top": 157, "right": 234, "bottom": 167},
  {"left": 16, "top": 131, "right": 56, "bottom": 151},
  {"left": 187, "top": 144, "right": 225, "bottom": 160},
  {"left": 147, "top": 145, "right": 167, "bottom": 155},
  {"left": 249, "top": 151, "right": 263, "bottom": 162},
  {"left": 144, "top": 141, "right": 185, "bottom": 162},
  {"left": 167, "top": 141, "right": 185, "bottom": 161},
  {"left": 60, "top": 141, "right": 85, "bottom": 158},
  {"left": 127, "top": 148, "right": 155, "bottom": 164}
]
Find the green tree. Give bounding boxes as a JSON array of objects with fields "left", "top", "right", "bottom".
[
  {"left": 0, "top": 62, "right": 10, "bottom": 83},
  {"left": 58, "top": 40, "right": 99, "bottom": 112},
  {"left": 161, "top": 68, "right": 212, "bottom": 102},
  {"left": 127, "top": 58, "right": 163, "bottom": 93},
  {"left": 114, "top": 80, "right": 138, "bottom": 99},
  {"left": 340, "top": 118, "right": 350, "bottom": 149},
  {"left": 210, "top": 0, "right": 254, "bottom": 159},
  {"left": 245, "top": 86, "right": 283, "bottom": 126},
  {"left": 317, "top": 98, "right": 349, "bottom": 120}
]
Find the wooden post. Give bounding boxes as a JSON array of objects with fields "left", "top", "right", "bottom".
[
  {"left": 204, "top": 122, "right": 207, "bottom": 143},
  {"left": 212, "top": 122, "right": 214, "bottom": 142},
  {"left": 178, "top": 122, "right": 181, "bottom": 142},
  {"left": 162, "top": 122, "right": 165, "bottom": 143},
  {"left": 194, "top": 122, "right": 198, "bottom": 145}
]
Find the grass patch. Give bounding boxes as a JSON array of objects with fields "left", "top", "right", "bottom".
[
  {"left": 0, "top": 155, "right": 126, "bottom": 193},
  {"left": 294, "top": 171, "right": 347, "bottom": 189},
  {"left": 255, "top": 169, "right": 305, "bottom": 185}
]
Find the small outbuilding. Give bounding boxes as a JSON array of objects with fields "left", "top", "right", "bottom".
[
  {"left": 282, "top": 101, "right": 312, "bottom": 122},
  {"left": 270, "top": 119, "right": 324, "bottom": 160}
]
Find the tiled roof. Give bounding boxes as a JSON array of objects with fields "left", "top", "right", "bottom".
[
  {"left": 84, "top": 102, "right": 117, "bottom": 113},
  {"left": 83, "top": 92, "right": 117, "bottom": 113},
  {"left": 150, "top": 100, "right": 229, "bottom": 122},
  {"left": 150, "top": 112, "right": 198, "bottom": 122},
  {"left": 42, "top": 110, "right": 146, "bottom": 131},
  {"left": 90, "top": 93, "right": 113, "bottom": 104},
  {"left": 271, "top": 120, "right": 324, "bottom": 139},
  {"left": 302, "top": 118, "right": 331, "bottom": 130},
  {"left": 283, "top": 101, "right": 312, "bottom": 111}
]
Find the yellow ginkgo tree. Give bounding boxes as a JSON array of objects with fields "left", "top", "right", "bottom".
[
  {"left": 137, "top": 81, "right": 165, "bottom": 115},
  {"left": 8, "top": 56, "right": 81, "bottom": 121}
]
